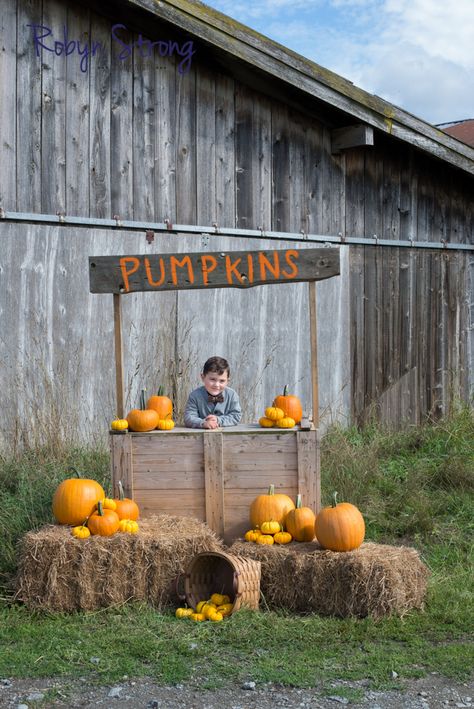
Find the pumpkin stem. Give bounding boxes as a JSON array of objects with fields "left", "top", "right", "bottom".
[
  {"left": 97, "top": 500, "right": 104, "bottom": 516},
  {"left": 296, "top": 493, "right": 302, "bottom": 509},
  {"left": 68, "top": 466, "right": 82, "bottom": 479},
  {"left": 331, "top": 491, "right": 338, "bottom": 508},
  {"left": 283, "top": 385, "right": 288, "bottom": 396},
  {"left": 158, "top": 385, "right": 163, "bottom": 396},
  {"left": 118, "top": 480, "right": 125, "bottom": 501},
  {"left": 140, "top": 388, "right": 146, "bottom": 410},
  {"left": 268, "top": 484, "right": 275, "bottom": 496}
]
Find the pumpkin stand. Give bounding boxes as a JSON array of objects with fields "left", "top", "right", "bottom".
[
  {"left": 14, "top": 515, "right": 223, "bottom": 612},
  {"left": 91, "top": 246, "right": 340, "bottom": 544},
  {"left": 229, "top": 540, "right": 429, "bottom": 619}
]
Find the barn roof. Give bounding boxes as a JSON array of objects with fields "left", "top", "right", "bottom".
[{"left": 109, "top": 0, "right": 474, "bottom": 176}]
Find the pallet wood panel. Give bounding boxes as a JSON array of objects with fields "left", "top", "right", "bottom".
[{"left": 111, "top": 427, "right": 320, "bottom": 543}]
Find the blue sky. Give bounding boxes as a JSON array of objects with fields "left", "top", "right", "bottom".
[{"left": 201, "top": 0, "right": 474, "bottom": 126}]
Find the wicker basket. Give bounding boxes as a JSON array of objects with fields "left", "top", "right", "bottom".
[{"left": 182, "top": 551, "right": 261, "bottom": 613}]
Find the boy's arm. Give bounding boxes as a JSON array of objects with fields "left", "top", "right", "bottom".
[
  {"left": 217, "top": 390, "right": 242, "bottom": 427},
  {"left": 184, "top": 391, "right": 205, "bottom": 428}
]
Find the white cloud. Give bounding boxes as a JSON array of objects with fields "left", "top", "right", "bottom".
[{"left": 203, "top": 0, "right": 474, "bottom": 123}]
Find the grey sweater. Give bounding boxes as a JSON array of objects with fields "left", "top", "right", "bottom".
[{"left": 184, "top": 386, "right": 242, "bottom": 428}]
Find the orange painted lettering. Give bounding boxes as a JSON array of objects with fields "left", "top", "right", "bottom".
[
  {"left": 258, "top": 251, "right": 280, "bottom": 280},
  {"left": 145, "top": 257, "right": 166, "bottom": 288},
  {"left": 201, "top": 255, "right": 218, "bottom": 286},
  {"left": 170, "top": 255, "right": 194, "bottom": 286},
  {"left": 282, "top": 249, "right": 299, "bottom": 279},
  {"left": 119, "top": 256, "right": 140, "bottom": 293},
  {"left": 225, "top": 255, "right": 244, "bottom": 284},
  {"left": 246, "top": 253, "right": 254, "bottom": 283}
]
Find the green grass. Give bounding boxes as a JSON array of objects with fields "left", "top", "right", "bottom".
[{"left": 0, "top": 407, "right": 473, "bottom": 694}]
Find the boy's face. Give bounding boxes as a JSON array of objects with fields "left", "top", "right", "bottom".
[{"left": 201, "top": 370, "right": 229, "bottom": 396}]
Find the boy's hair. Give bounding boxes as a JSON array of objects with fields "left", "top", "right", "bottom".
[{"left": 202, "top": 356, "right": 230, "bottom": 377}]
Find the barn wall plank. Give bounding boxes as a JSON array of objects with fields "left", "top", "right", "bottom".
[
  {"left": 41, "top": 1, "right": 67, "bottom": 215},
  {"left": 110, "top": 25, "right": 133, "bottom": 219},
  {"left": 215, "top": 74, "right": 236, "bottom": 228},
  {"left": 89, "top": 15, "right": 111, "bottom": 218},
  {"left": 17, "top": 0, "right": 42, "bottom": 211},
  {"left": 132, "top": 33, "right": 156, "bottom": 221},
  {"left": 65, "top": 4, "right": 91, "bottom": 216},
  {"left": 0, "top": 0, "right": 17, "bottom": 209}
]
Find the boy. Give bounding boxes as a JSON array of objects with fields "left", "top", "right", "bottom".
[{"left": 184, "top": 356, "right": 242, "bottom": 429}]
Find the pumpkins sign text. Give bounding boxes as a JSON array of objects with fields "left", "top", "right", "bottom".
[{"left": 89, "top": 247, "right": 340, "bottom": 294}]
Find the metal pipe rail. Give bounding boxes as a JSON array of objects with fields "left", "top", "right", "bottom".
[{"left": 1, "top": 210, "right": 473, "bottom": 252}]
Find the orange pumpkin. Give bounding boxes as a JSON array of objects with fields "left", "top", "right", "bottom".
[
  {"left": 114, "top": 480, "right": 140, "bottom": 521},
  {"left": 249, "top": 484, "right": 295, "bottom": 528},
  {"left": 147, "top": 386, "right": 173, "bottom": 420},
  {"left": 127, "top": 388, "right": 160, "bottom": 432},
  {"left": 52, "top": 469, "right": 105, "bottom": 526},
  {"left": 285, "top": 494, "right": 316, "bottom": 542},
  {"left": 314, "top": 492, "right": 365, "bottom": 552},
  {"left": 273, "top": 386, "right": 302, "bottom": 424},
  {"left": 87, "top": 501, "right": 120, "bottom": 536}
]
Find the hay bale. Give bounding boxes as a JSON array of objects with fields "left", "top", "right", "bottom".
[
  {"left": 15, "top": 515, "right": 223, "bottom": 612},
  {"left": 229, "top": 540, "right": 430, "bottom": 619}
]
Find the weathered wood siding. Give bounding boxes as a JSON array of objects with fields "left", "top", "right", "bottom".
[{"left": 0, "top": 0, "right": 472, "bottom": 447}]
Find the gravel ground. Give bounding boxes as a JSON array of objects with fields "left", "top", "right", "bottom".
[{"left": 1, "top": 675, "right": 473, "bottom": 708}]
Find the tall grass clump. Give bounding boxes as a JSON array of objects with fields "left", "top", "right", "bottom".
[
  {"left": 320, "top": 405, "right": 473, "bottom": 544},
  {"left": 321, "top": 405, "right": 474, "bottom": 630},
  {"left": 0, "top": 444, "right": 109, "bottom": 593}
]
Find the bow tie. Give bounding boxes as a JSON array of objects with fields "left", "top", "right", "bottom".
[{"left": 208, "top": 393, "right": 224, "bottom": 404}]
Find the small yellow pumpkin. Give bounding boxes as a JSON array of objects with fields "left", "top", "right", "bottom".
[
  {"left": 175, "top": 607, "right": 194, "bottom": 619},
  {"left": 190, "top": 612, "right": 206, "bottom": 622},
  {"left": 111, "top": 417, "right": 129, "bottom": 431},
  {"left": 261, "top": 520, "right": 281, "bottom": 535},
  {"left": 100, "top": 497, "right": 117, "bottom": 511},
  {"left": 156, "top": 415, "right": 175, "bottom": 431},
  {"left": 217, "top": 603, "right": 234, "bottom": 616},
  {"left": 244, "top": 529, "right": 261, "bottom": 542},
  {"left": 201, "top": 602, "right": 218, "bottom": 619},
  {"left": 264, "top": 406, "right": 285, "bottom": 421},
  {"left": 118, "top": 518, "right": 139, "bottom": 534},
  {"left": 208, "top": 610, "right": 224, "bottom": 622},
  {"left": 210, "top": 593, "right": 230, "bottom": 606},
  {"left": 71, "top": 525, "right": 91, "bottom": 539},
  {"left": 274, "top": 530, "right": 292, "bottom": 544},
  {"left": 196, "top": 600, "right": 208, "bottom": 613},
  {"left": 275, "top": 416, "right": 296, "bottom": 429},
  {"left": 259, "top": 416, "right": 275, "bottom": 428},
  {"left": 256, "top": 533, "right": 275, "bottom": 545}
]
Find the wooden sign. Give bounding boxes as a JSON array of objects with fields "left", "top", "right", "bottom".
[{"left": 89, "top": 247, "right": 340, "bottom": 294}]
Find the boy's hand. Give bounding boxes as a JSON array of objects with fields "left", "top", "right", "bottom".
[{"left": 203, "top": 415, "right": 219, "bottom": 429}]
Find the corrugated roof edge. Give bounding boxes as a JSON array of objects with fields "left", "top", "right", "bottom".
[{"left": 126, "top": 0, "right": 474, "bottom": 175}]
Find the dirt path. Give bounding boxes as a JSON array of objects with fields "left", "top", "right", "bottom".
[{"left": 1, "top": 675, "right": 473, "bottom": 708}]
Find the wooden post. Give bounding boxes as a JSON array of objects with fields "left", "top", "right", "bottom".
[
  {"left": 309, "top": 281, "right": 319, "bottom": 427},
  {"left": 203, "top": 431, "right": 225, "bottom": 538},
  {"left": 113, "top": 293, "right": 125, "bottom": 418}
]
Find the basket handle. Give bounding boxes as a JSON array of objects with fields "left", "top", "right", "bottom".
[
  {"left": 175, "top": 573, "right": 187, "bottom": 601},
  {"left": 233, "top": 570, "right": 242, "bottom": 597}
]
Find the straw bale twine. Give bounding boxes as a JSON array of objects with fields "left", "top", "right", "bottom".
[
  {"left": 15, "top": 515, "right": 223, "bottom": 612},
  {"left": 229, "top": 540, "right": 430, "bottom": 618}
]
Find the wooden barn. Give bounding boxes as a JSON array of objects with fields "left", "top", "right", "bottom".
[{"left": 0, "top": 0, "right": 473, "bottom": 451}]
